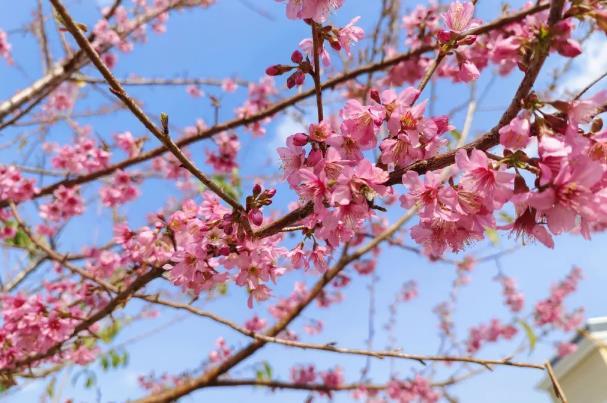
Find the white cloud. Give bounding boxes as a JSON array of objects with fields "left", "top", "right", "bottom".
[
  {"left": 268, "top": 114, "right": 306, "bottom": 166},
  {"left": 559, "top": 33, "right": 607, "bottom": 96}
]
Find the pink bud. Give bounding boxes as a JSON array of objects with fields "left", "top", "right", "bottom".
[
  {"left": 292, "top": 132, "right": 309, "bottom": 146},
  {"left": 437, "top": 30, "right": 455, "bottom": 43},
  {"left": 369, "top": 89, "right": 381, "bottom": 104},
  {"left": 249, "top": 209, "right": 263, "bottom": 226},
  {"left": 218, "top": 246, "right": 231, "bottom": 256}
]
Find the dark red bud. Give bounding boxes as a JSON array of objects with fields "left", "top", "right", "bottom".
[
  {"left": 249, "top": 209, "right": 263, "bottom": 226},
  {"left": 291, "top": 50, "right": 303, "bottom": 63},
  {"left": 292, "top": 132, "right": 309, "bottom": 146},
  {"left": 253, "top": 183, "right": 262, "bottom": 196},
  {"left": 286, "top": 74, "right": 296, "bottom": 89},
  {"left": 266, "top": 65, "right": 282, "bottom": 76},
  {"left": 369, "top": 89, "right": 381, "bottom": 104}
]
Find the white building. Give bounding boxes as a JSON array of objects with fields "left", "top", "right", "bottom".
[{"left": 538, "top": 317, "right": 607, "bottom": 403}]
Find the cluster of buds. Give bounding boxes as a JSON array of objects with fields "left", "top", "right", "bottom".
[
  {"left": 265, "top": 50, "right": 312, "bottom": 89},
  {"left": 245, "top": 184, "right": 276, "bottom": 226}
]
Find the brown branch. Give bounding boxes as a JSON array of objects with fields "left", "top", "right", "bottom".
[
  {"left": 0, "top": 0, "right": 208, "bottom": 124},
  {"left": 7, "top": 202, "right": 117, "bottom": 293},
  {"left": 49, "top": 0, "right": 246, "bottom": 215},
  {"left": 71, "top": 75, "right": 249, "bottom": 88},
  {"left": 142, "top": 294, "right": 544, "bottom": 370},
  {"left": 133, "top": 205, "right": 419, "bottom": 402},
  {"left": 311, "top": 23, "right": 324, "bottom": 122},
  {"left": 35, "top": 0, "right": 52, "bottom": 72},
  {"left": 0, "top": 1, "right": 553, "bottom": 208},
  {"left": 545, "top": 361, "right": 568, "bottom": 403}
]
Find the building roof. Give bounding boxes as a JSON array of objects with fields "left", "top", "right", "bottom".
[{"left": 537, "top": 316, "right": 607, "bottom": 391}]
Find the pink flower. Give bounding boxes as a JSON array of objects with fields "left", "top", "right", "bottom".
[
  {"left": 206, "top": 132, "right": 240, "bottom": 173},
  {"left": 443, "top": 1, "right": 475, "bottom": 32},
  {"left": 320, "top": 366, "right": 343, "bottom": 397},
  {"left": 186, "top": 85, "right": 204, "bottom": 98},
  {"left": 114, "top": 131, "right": 142, "bottom": 158},
  {"left": 299, "top": 38, "right": 331, "bottom": 67},
  {"left": 401, "top": 170, "right": 459, "bottom": 222},
  {"left": 337, "top": 17, "right": 365, "bottom": 56},
  {"left": 0, "top": 29, "right": 13, "bottom": 64},
  {"left": 331, "top": 159, "right": 388, "bottom": 206},
  {"left": 290, "top": 364, "right": 316, "bottom": 384},
  {"left": 308, "top": 121, "right": 332, "bottom": 142},
  {"left": 221, "top": 78, "right": 237, "bottom": 93},
  {"left": 531, "top": 155, "right": 604, "bottom": 235},
  {"left": 456, "top": 149, "right": 513, "bottom": 208},
  {"left": 277, "top": 135, "right": 305, "bottom": 186},
  {"left": 208, "top": 337, "right": 231, "bottom": 363},
  {"left": 340, "top": 99, "right": 385, "bottom": 150},
  {"left": 297, "top": 168, "right": 329, "bottom": 209},
  {"left": 39, "top": 186, "right": 85, "bottom": 221},
  {"left": 457, "top": 59, "right": 480, "bottom": 82},
  {"left": 0, "top": 165, "right": 37, "bottom": 202},
  {"left": 556, "top": 342, "right": 577, "bottom": 357},
  {"left": 499, "top": 276, "right": 524, "bottom": 312},
  {"left": 281, "top": 0, "right": 345, "bottom": 23},
  {"left": 499, "top": 114, "right": 531, "bottom": 150},
  {"left": 100, "top": 170, "right": 140, "bottom": 207},
  {"left": 387, "top": 375, "right": 439, "bottom": 403}
]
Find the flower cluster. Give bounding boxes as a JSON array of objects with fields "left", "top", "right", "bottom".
[
  {"left": 465, "top": 319, "right": 518, "bottom": 354},
  {"left": 0, "top": 166, "right": 37, "bottom": 203},
  {"left": 0, "top": 29, "right": 12, "bottom": 64},
  {"left": 100, "top": 170, "right": 141, "bottom": 207},
  {"left": 534, "top": 267, "right": 584, "bottom": 330},
  {"left": 39, "top": 185, "right": 85, "bottom": 222},
  {"left": 206, "top": 132, "right": 239, "bottom": 173},
  {"left": 386, "top": 375, "right": 440, "bottom": 403},
  {"left": 48, "top": 136, "right": 110, "bottom": 175}
]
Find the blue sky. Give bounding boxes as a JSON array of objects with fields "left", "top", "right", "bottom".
[{"left": 1, "top": 1, "right": 607, "bottom": 402}]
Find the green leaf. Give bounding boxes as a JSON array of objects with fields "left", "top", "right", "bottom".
[
  {"left": 451, "top": 129, "right": 462, "bottom": 141},
  {"left": 84, "top": 373, "right": 96, "bottom": 389},
  {"left": 110, "top": 350, "right": 121, "bottom": 368},
  {"left": 100, "top": 355, "right": 109, "bottom": 371},
  {"left": 485, "top": 228, "right": 500, "bottom": 246},
  {"left": 46, "top": 378, "right": 56, "bottom": 398},
  {"left": 498, "top": 211, "right": 514, "bottom": 224},
  {"left": 99, "top": 320, "right": 122, "bottom": 343},
  {"left": 263, "top": 361, "right": 272, "bottom": 380},
  {"left": 519, "top": 319, "right": 537, "bottom": 353}
]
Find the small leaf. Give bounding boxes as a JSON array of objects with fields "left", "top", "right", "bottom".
[
  {"left": 485, "top": 228, "right": 500, "bottom": 246},
  {"left": 498, "top": 211, "right": 514, "bottom": 224},
  {"left": 84, "top": 373, "right": 96, "bottom": 389},
  {"left": 100, "top": 355, "right": 109, "bottom": 370},
  {"left": 263, "top": 361, "right": 272, "bottom": 379},
  {"left": 519, "top": 319, "right": 537, "bottom": 353},
  {"left": 46, "top": 378, "right": 56, "bottom": 398}
]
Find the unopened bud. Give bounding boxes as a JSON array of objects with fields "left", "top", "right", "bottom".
[
  {"left": 291, "top": 50, "right": 303, "bottom": 63},
  {"left": 369, "top": 89, "right": 381, "bottom": 104},
  {"left": 249, "top": 209, "right": 263, "bottom": 226},
  {"left": 591, "top": 118, "right": 603, "bottom": 133},
  {"left": 292, "top": 132, "right": 309, "bottom": 146},
  {"left": 266, "top": 64, "right": 294, "bottom": 77}
]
